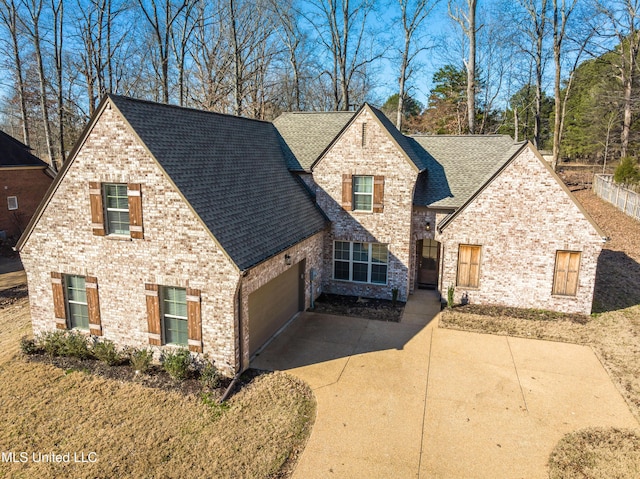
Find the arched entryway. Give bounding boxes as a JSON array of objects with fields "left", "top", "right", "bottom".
[{"left": 417, "top": 239, "right": 440, "bottom": 289}]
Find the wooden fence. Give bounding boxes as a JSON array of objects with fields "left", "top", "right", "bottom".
[{"left": 593, "top": 174, "right": 640, "bottom": 222}]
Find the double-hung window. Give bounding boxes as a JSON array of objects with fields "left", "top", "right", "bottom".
[
  {"left": 334, "top": 241, "right": 388, "bottom": 284},
  {"left": 7, "top": 196, "right": 18, "bottom": 210},
  {"left": 353, "top": 176, "right": 373, "bottom": 212},
  {"left": 65, "top": 275, "right": 89, "bottom": 330},
  {"left": 104, "top": 183, "right": 130, "bottom": 235},
  {"left": 161, "top": 286, "right": 188, "bottom": 346}
]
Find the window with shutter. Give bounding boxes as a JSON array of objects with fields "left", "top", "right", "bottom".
[
  {"left": 86, "top": 276, "right": 102, "bottom": 336},
  {"left": 145, "top": 283, "right": 162, "bottom": 345},
  {"left": 186, "top": 288, "right": 203, "bottom": 353},
  {"left": 64, "top": 275, "right": 89, "bottom": 330},
  {"left": 353, "top": 176, "right": 373, "bottom": 211},
  {"left": 552, "top": 251, "right": 581, "bottom": 296},
  {"left": 91, "top": 182, "right": 143, "bottom": 238},
  {"left": 51, "top": 272, "right": 67, "bottom": 329},
  {"left": 457, "top": 245, "right": 482, "bottom": 288},
  {"left": 342, "top": 174, "right": 353, "bottom": 211}
]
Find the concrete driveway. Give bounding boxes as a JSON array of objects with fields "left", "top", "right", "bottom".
[{"left": 251, "top": 290, "right": 638, "bottom": 479}]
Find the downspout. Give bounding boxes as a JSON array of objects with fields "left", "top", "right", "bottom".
[{"left": 219, "top": 272, "right": 245, "bottom": 404}]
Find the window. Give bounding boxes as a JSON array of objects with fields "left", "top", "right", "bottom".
[
  {"left": 65, "top": 275, "right": 89, "bottom": 330},
  {"left": 7, "top": 196, "right": 17, "bottom": 210},
  {"left": 457, "top": 245, "right": 481, "bottom": 288},
  {"left": 553, "top": 251, "right": 581, "bottom": 296},
  {"left": 333, "top": 241, "right": 388, "bottom": 284},
  {"left": 353, "top": 176, "right": 373, "bottom": 211},
  {"left": 104, "top": 183, "right": 130, "bottom": 235},
  {"left": 161, "top": 286, "right": 188, "bottom": 346}
]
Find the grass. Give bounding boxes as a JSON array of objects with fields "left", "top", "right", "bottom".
[
  {"left": 0, "top": 297, "right": 315, "bottom": 479},
  {"left": 549, "top": 428, "right": 640, "bottom": 479}
]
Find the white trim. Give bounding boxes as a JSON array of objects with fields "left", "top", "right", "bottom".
[
  {"left": 187, "top": 339, "right": 202, "bottom": 347},
  {"left": 352, "top": 175, "right": 374, "bottom": 212},
  {"left": 333, "top": 241, "right": 388, "bottom": 285},
  {"left": 7, "top": 196, "right": 18, "bottom": 211}
]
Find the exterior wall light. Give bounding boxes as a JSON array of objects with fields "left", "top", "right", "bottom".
[
  {"left": 284, "top": 254, "right": 292, "bottom": 265},
  {"left": 425, "top": 221, "right": 431, "bottom": 232}
]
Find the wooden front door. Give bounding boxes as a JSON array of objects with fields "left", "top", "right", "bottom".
[{"left": 417, "top": 239, "right": 440, "bottom": 287}]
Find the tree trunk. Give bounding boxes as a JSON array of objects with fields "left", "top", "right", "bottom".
[
  {"left": 466, "top": 0, "right": 476, "bottom": 134},
  {"left": 230, "top": 0, "right": 241, "bottom": 115}
]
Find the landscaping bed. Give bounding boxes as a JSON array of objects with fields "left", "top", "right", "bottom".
[
  {"left": 0, "top": 295, "right": 316, "bottom": 479},
  {"left": 311, "top": 292, "right": 405, "bottom": 322}
]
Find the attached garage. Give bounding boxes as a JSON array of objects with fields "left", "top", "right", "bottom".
[{"left": 248, "top": 261, "right": 304, "bottom": 355}]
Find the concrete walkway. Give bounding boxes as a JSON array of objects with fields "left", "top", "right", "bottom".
[{"left": 251, "top": 290, "right": 638, "bottom": 478}]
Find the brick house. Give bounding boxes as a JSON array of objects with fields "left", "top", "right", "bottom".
[
  {"left": 0, "top": 130, "right": 53, "bottom": 239},
  {"left": 17, "top": 96, "right": 605, "bottom": 376}
]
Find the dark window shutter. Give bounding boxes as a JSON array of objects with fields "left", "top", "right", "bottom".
[
  {"left": 145, "top": 283, "right": 161, "bottom": 345},
  {"left": 128, "top": 183, "right": 144, "bottom": 239},
  {"left": 342, "top": 174, "right": 353, "bottom": 211},
  {"left": 186, "top": 288, "right": 203, "bottom": 353},
  {"left": 89, "top": 182, "right": 105, "bottom": 236},
  {"left": 373, "top": 176, "right": 384, "bottom": 213},
  {"left": 85, "top": 276, "right": 102, "bottom": 336},
  {"left": 51, "top": 272, "right": 67, "bottom": 329}
]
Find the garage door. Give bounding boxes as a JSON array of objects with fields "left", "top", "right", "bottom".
[{"left": 248, "top": 261, "right": 303, "bottom": 355}]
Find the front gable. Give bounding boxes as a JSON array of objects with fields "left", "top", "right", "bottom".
[
  {"left": 312, "top": 105, "right": 421, "bottom": 301},
  {"left": 437, "top": 144, "right": 604, "bottom": 314}
]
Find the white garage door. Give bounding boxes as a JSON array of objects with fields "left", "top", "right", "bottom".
[{"left": 248, "top": 261, "right": 303, "bottom": 355}]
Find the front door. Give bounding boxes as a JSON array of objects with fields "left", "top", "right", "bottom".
[{"left": 417, "top": 239, "right": 440, "bottom": 287}]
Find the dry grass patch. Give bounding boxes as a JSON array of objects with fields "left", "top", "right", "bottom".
[
  {"left": 0, "top": 298, "right": 316, "bottom": 479},
  {"left": 549, "top": 427, "right": 640, "bottom": 479}
]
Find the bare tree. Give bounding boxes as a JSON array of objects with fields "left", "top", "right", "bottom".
[
  {"left": 396, "top": 0, "right": 440, "bottom": 130},
  {"left": 516, "top": 0, "right": 549, "bottom": 148},
  {"left": 136, "top": 0, "right": 190, "bottom": 104},
  {"left": 171, "top": 0, "right": 197, "bottom": 106},
  {"left": 597, "top": 0, "right": 640, "bottom": 158},
  {"left": 51, "top": 0, "right": 65, "bottom": 163},
  {"left": 306, "top": 0, "right": 382, "bottom": 110},
  {"left": 0, "top": 0, "right": 30, "bottom": 145},
  {"left": 20, "top": 0, "right": 56, "bottom": 170},
  {"left": 449, "top": 0, "right": 477, "bottom": 133},
  {"left": 551, "top": 0, "right": 578, "bottom": 168}
]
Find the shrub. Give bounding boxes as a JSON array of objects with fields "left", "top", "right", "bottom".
[
  {"left": 129, "top": 348, "right": 154, "bottom": 374},
  {"left": 19, "top": 336, "right": 39, "bottom": 355},
  {"left": 161, "top": 348, "right": 192, "bottom": 381},
  {"left": 61, "top": 331, "right": 93, "bottom": 359},
  {"left": 614, "top": 156, "right": 640, "bottom": 185},
  {"left": 93, "top": 340, "right": 126, "bottom": 366},
  {"left": 447, "top": 285, "right": 455, "bottom": 308},
  {"left": 38, "top": 330, "right": 69, "bottom": 357},
  {"left": 199, "top": 359, "right": 222, "bottom": 390}
]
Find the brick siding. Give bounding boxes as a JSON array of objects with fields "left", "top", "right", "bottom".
[
  {"left": 436, "top": 146, "right": 603, "bottom": 314},
  {"left": 0, "top": 168, "right": 52, "bottom": 238},
  {"left": 20, "top": 105, "right": 241, "bottom": 375},
  {"left": 312, "top": 107, "right": 419, "bottom": 301}
]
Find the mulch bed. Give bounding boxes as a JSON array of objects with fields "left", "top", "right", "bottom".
[
  {"left": 24, "top": 353, "right": 247, "bottom": 399},
  {"left": 311, "top": 293, "right": 405, "bottom": 322},
  {"left": 449, "top": 303, "right": 589, "bottom": 324}
]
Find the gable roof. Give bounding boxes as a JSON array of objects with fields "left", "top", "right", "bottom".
[
  {"left": 412, "top": 135, "right": 520, "bottom": 209},
  {"left": 435, "top": 141, "right": 606, "bottom": 238},
  {"left": 308, "top": 103, "right": 429, "bottom": 173},
  {"left": 0, "top": 130, "right": 48, "bottom": 168},
  {"left": 18, "top": 95, "right": 328, "bottom": 270},
  {"left": 273, "top": 111, "right": 354, "bottom": 171}
]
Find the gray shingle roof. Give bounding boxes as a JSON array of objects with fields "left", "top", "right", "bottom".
[
  {"left": 273, "top": 111, "right": 354, "bottom": 171},
  {"left": 411, "top": 135, "right": 522, "bottom": 208},
  {"left": 367, "top": 106, "right": 428, "bottom": 171},
  {"left": 109, "top": 95, "right": 327, "bottom": 270},
  {"left": 0, "top": 130, "right": 48, "bottom": 167}
]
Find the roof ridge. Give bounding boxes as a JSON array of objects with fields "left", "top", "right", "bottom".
[
  {"left": 410, "top": 134, "right": 512, "bottom": 138},
  {"left": 107, "top": 94, "right": 274, "bottom": 125}
]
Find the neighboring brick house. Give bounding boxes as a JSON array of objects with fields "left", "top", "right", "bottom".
[
  {"left": 17, "top": 95, "right": 605, "bottom": 376},
  {"left": 0, "top": 131, "right": 53, "bottom": 239}
]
